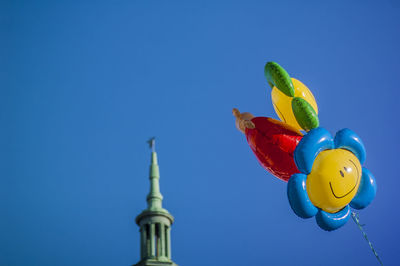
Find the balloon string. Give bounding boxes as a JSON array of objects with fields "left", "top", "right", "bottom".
[{"left": 351, "top": 212, "right": 383, "bottom": 265}]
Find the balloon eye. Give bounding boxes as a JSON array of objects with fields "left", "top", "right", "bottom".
[
  {"left": 339, "top": 170, "right": 344, "bottom": 177},
  {"left": 344, "top": 166, "right": 350, "bottom": 173}
]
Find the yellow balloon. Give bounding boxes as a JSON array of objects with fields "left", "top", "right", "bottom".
[
  {"left": 306, "top": 149, "right": 361, "bottom": 213},
  {"left": 271, "top": 78, "right": 318, "bottom": 131}
]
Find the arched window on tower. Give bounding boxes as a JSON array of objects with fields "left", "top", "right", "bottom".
[
  {"left": 164, "top": 225, "right": 169, "bottom": 258},
  {"left": 145, "top": 224, "right": 150, "bottom": 257},
  {"left": 155, "top": 223, "right": 160, "bottom": 257}
]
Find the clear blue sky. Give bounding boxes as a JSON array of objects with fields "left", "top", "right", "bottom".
[{"left": 2, "top": 1, "right": 400, "bottom": 265}]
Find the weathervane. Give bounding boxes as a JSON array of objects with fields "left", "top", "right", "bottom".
[{"left": 147, "top": 137, "right": 156, "bottom": 152}]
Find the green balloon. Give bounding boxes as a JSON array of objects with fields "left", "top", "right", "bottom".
[
  {"left": 264, "top": 62, "right": 295, "bottom": 97},
  {"left": 292, "top": 97, "right": 319, "bottom": 131}
]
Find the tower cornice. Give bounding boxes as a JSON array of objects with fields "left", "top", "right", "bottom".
[{"left": 135, "top": 210, "right": 174, "bottom": 226}]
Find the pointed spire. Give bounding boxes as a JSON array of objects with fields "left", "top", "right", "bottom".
[
  {"left": 135, "top": 138, "right": 177, "bottom": 266},
  {"left": 146, "top": 137, "right": 164, "bottom": 211}
]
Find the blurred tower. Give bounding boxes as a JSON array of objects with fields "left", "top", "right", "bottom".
[{"left": 134, "top": 139, "right": 178, "bottom": 266}]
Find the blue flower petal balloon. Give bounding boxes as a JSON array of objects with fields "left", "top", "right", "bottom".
[{"left": 287, "top": 127, "right": 377, "bottom": 231}]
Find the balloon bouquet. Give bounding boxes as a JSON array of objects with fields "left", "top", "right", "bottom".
[{"left": 233, "top": 62, "right": 377, "bottom": 231}]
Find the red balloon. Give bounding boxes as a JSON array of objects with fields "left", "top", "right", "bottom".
[{"left": 245, "top": 117, "right": 303, "bottom": 182}]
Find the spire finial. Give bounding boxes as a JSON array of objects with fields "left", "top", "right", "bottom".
[{"left": 147, "top": 137, "right": 156, "bottom": 152}]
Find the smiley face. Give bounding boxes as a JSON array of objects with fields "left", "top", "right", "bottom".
[{"left": 306, "top": 149, "right": 361, "bottom": 213}]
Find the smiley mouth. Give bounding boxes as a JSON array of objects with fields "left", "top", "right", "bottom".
[{"left": 329, "top": 159, "right": 360, "bottom": 199}]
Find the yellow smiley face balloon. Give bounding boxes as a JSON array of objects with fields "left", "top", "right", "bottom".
[
  {"left": 306, "top": 149, "right": 362, "bottom": 213},
  {"left": 271, "top": 78, "right": 318, "bottom": 131}
]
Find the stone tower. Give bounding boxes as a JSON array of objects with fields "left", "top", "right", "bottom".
[{"left": 134, "top": 139, "right": 178, "bottom": 266}]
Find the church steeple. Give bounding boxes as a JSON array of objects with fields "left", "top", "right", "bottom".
[{"left": 134, "top": 138, "right": 178, "bottom": 266}]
